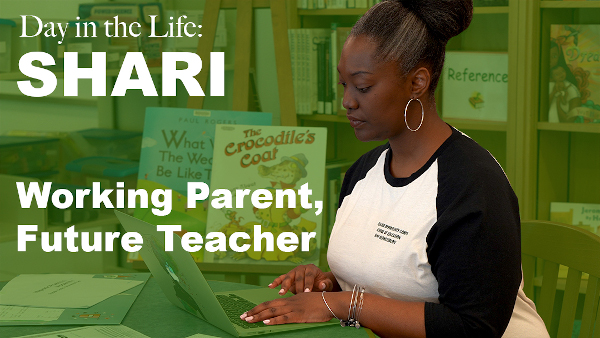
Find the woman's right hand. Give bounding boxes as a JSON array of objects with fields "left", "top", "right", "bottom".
[{"left": 268, "top": 264, "right": 337, "bottom": 295}]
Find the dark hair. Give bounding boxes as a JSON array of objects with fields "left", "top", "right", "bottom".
[
  {"left": 550, "top": 41, "right": 578, "bottom": 87},
  {"left": 350, "top": 0, "right": 473, "bottom": 94}
]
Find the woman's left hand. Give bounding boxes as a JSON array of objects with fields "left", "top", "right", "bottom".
[{"left": 240, "top": 292, "right": 334, "bottom": 325}]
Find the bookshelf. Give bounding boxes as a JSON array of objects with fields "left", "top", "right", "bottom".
[
  {"left": 286, "top": 2, "right": 524, "bottom": 268},
  {"left": 297, "top": 6, "right": 510, "bottom": 16},
  {"left": 529, "top": 1, "right": 600, "bottom": 224},
  {"left": 538, "top": 122, "right": 600, "bottom": 134},
  {"left": 527, "top": 0, "right": 600, "bottom": 326},
  {"left": 540, "top": 1, "right": 600, "bottom": 9},
  {"left": 442, "top": 4, "right": 513, "bottom": 178},
  {"left": 290, "top": 0, "right": 518, "bottom": 195},
  {"left": 289, "top": 0, "right": 600, "bottom": 225}
]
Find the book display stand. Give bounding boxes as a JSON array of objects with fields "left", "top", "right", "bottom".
[
  {"left": 186, "top": 0, "right": 297, "bottom": 126},
  {"left": 134, "top": 0, "right": 302, "bottom": 284}
]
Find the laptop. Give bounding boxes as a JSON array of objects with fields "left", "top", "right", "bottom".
[{"left": 114, "top": 210, "right": 336, "bottom": 337}]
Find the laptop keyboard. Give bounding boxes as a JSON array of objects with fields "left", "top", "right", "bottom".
[{"left": 216, "top": 294, "right": 267, "bottom": 329}]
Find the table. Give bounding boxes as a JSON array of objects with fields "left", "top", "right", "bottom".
[{"left": 0, "top": 277, "right": 374, "bottom": 338}]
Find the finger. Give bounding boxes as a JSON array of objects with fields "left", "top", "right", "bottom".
[
  {"left": 294, "top": 266, "right": 307, "bottom": 294},
  {"left": 315, "top": 276, "right": 333, "bottom": 291},
  {"left": 262, "top": 313, "right": 299, "bottom": 325},
  {"left": 244, "top": 303, "right": 290, "bottom": 323},
  {"left": 279, "top": 272, "right": 296, "bottom": 295},
  {"left": 242, "top": 299, "right": 282, "bottom": 319},
  {"left": 268, "top": 274, "right": 287, "bottom": 289},
  {"left": 303, "top": 266, "right": 316, "bottom": 292}
]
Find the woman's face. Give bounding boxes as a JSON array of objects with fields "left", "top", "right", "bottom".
[
  {"left": 552, "top": 66, "right": 566, "bottom": 83},
  {"left": 338, "top": 35, "right": 412, "bottom": 142}
]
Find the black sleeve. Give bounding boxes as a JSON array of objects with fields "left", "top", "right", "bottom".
[{"left": 424, "top": 151, "right": 522, "bottom": 338}]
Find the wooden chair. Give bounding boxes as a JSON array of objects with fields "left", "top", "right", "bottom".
[{"left": 521, "top": 220, "right": 600, "bottom": 338}]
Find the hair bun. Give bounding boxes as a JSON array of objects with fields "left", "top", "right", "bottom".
[
  {"left": 399, "top": 0, "right": 420, "bottom": 13},
  {"left": 397, "top": 0, "right": 473, "bottom": 42}
]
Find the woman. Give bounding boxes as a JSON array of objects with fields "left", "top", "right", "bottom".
[
  {"left": 241, "top": 1, "right": 549, "bottom": 337},
  {"left": 549, "top": 64, "right": 581, "bottom": 122},
  {"left": 549, "top": 41, "right": 581, "bottom": 122}
]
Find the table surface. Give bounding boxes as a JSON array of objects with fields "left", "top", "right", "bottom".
[{"left": 0, "top": 277, "right": 372, "bottom": 338}]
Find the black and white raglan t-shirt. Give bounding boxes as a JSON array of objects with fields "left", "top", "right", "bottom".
[{"left": 327, "top": 127, "right": 549, "bottom": 338}]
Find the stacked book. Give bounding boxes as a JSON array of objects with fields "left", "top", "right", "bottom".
[
  {"left": 297, "top": 0, "right": 384, "bottom": 9},
  {"left": 288, "top": 25, "right": 352, "bottom": 116}
]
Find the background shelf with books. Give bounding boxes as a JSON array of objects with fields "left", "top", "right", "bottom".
[
  {"left": 530, "top": 1, "right": 600, "bottom": 230},
  {"left": 290, "top": 0, "right": 516, "bottom": 178},
  {"left": 0, "top": 68, "right": 165, "bottom": 81},
  {"left": 297, "top": 6, "right": 510, "bottom": 16},
  {"left": 288, "top": 0, "right": 521, "bottom": 259},
  {"left": 439, "top": 3, "right": 513, "bottom": 172},
  {"left": 289, "top": 2, "right": 385, "bottom": 167}
]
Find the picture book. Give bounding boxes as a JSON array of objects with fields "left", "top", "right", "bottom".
[
  {"left": 203, "top": 125, "right": 327, "bottom": 266},
  {"left": 441, "top": 51, "right": 508, "bottom": 122},
  {"left": 549, "top": 25, "right": 600, "bottom": 123},
  {"left": 131, "top": 108, "right": 271, "bottom": 262},
  {"left": 550, "top": 202, "right": 600, "bottom": 235}
]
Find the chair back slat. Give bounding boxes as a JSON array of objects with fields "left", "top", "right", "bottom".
[
  {"left": 593, "top": 301, "right": 600, "bottom": 338},
  {"left": 580, "top": 276, "right": 599, "bottom": 338},
  {"left": 538, "top": 261, "right": 560, "bottom": 329},
  {"left": 523, "top": 255, "right": 536, "bottom": 298},
  {"left": 557, "top": 268, "right": 582, "bottom": 338}
]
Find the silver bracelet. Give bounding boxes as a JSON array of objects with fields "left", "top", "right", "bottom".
[
  {"left": 354, "top": 287, "right": 365, "bottom": 328},
  {"left": 348, "top": 285, "right": 357, "bottom": 321},
  {"left": 321, "top": 291, "right": 339, "bottom": 320},
  {"left": 340, "top": 285, "right": 364, "bottom": 328}
]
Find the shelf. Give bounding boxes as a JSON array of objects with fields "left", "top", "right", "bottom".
[
  {"left": 537, "top": 122, "right": 600, "bottom": 133},
  {"left": 473, "top": 6, "right": 510, "bottom": 14},
  {"left": 45, "top": 211, "right": 120, "bottom": 232},
  {"left": 298, "top": 8, "right": 367, "bottom": 16},
  {"left": 299, "top": 114, "right": 349, "bottom": 123},
  {"left": 0, "top": 211, "right": 119, "bottom": 243},
  {"left": 299, "top": 115, "right": 509, "bottom": 131},
  {"left": 443, "top": 118, "right": 508, "bottom": 132},
  {"left": 540, "top": 1, "right": 600, "bottom": 9},
  {"left": 0, "top": 72, "right": 36, "bottom": 81},
  {"left": 298, "top": 6, "right": 508, "bottom": 16},
  {"left": 0, "top": 64, "right": 237, "bottom": 82},
  {"left": 299, "top": 115, "right": 508, "bottom": 132},
  {"left": 0, "top": 67, "right": 164, "bottom": 81}
]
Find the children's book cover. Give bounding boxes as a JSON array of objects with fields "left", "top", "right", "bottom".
[
  {"left": 550, "top": 202, "right": 600, "bottom": 235},
  {"left": 441, "top": 51, "right": 508, "bottom": 122},
  {"left": 549, "top": 25, "right": 600, "bottom": 123},
  {"left": 131, "top": 108, "right": 271, "bottom": 262},
  {"left": 203, "top": 125, "right": 327, "bottom": 265}
]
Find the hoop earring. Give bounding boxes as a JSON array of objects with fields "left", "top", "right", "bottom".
[{"left": 404, "top": 98, "right": 424, "bottom": 132}]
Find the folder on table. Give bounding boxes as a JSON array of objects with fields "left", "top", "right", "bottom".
[{"left": 0, "top": 273, "right": 150, "bottom": 326}]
